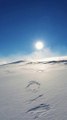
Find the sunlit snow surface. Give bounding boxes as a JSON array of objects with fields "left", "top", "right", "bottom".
[{"left": 0, "top": 59, "right": 67, "bottom": 120}]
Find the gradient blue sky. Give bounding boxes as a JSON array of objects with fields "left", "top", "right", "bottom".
[{"left": 0, "top": 0, "right": 67, "bottom": 56}]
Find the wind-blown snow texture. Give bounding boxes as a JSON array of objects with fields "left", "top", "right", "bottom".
[{"left": 0, "top": 59, "right": 67, "bottom": 120}]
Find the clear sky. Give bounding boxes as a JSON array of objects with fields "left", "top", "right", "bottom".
[{"left": 0, "top": 0, "right": 67, "bottom": 56}]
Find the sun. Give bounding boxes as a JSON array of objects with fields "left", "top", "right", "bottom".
[{"left": 35, "top": 41, "right": 44, "bottom": 50}]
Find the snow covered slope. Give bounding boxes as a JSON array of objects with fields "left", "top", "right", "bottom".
[{"left": 0, "top": 59, "right": 67, "bottom": 120}]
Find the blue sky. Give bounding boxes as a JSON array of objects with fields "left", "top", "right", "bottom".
[{"left": 0, "top": 0, "right": 67, "bottom": 57}]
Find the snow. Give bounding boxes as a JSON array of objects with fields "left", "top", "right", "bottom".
[{"left": 0, "top": 59, "right": 67, "bottom": 120}]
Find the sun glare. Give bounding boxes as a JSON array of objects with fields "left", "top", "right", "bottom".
[{"left": 35, "top": 41, "right": 44, "bottom": 50}]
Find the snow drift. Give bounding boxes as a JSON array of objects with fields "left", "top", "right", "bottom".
[{"left": 0, "top": 57, "right": 67, "bottom": 120}]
